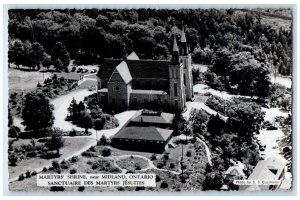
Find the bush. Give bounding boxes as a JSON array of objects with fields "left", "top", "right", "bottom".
[
  {"left": 150, "top": 154, "right": 156, "bottom": 160},
  {"left": 160, "top": 181, "right": 169, "bottom": 188},
  {"left": 52, "top": 160, "right": 60, "bottom": 169},
  {"left": 70, "top": 168, "right": 77, "bottom": 174},
  {"left": 9, "top": 126, "right": 20, "bottom": 138},
  {"left": 71, "top": 155, "right": 79, "bottom": 162},
  {"left": 163, "top": 152, "right": 169, "bottom": 160},
  {"left": 170, "top": 163, "right": 175, "bottom": 169},
  {"left": 135, "top": 164, "right": 141, "bottom": 170},
  {"left": 9, "top": 153, "right": 18, "bottom": 166},
  {"left": 26, "top": 151, "right": 38, "bottom": 158},
  {"left": 69, "top": 129, "right": 77, "bottom": 136},
  {"left": 40, "top": 150, "right": 59, "bottom": 159},
  {"left": 78, "top": 186, "right": 85, "bottom": 192},
  {"left": 31, "top": 171, "right": 37, "bottom": 176},
  {"left": 42, "top": 167, "right": 47, "bottom": 172},
  {"left": 92, "top": 163, "right": 98, "bottom": 170},
  {"left": 102, "top": 148, "right": 111, "bottom": 157},
  {"left": 89, "top": 146, "right": 96, "bottom": 152},
  {"left": 18, "top": 174, "right": 25, "bottom": 181},
  {"left": 81, "top": 151, "right": 96, "bottom": 157},
  {"left": 155, "top": 175, "right": 161, "bottom": 182},
  {"left": 26, "top": 170, "right": 31, "bottom": 178},
  {"left": 186, "top": 150, "right": 192, "bottom": 157},
  {"left": 71, "top": 66, "right": 76, "bottom": 72}
]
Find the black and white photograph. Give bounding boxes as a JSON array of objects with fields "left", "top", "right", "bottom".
[{"left": 3, "top": 2, "right": 295, "bottom": 195}]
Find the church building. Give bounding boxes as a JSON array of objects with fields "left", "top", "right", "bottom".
[{"left": 96, "top": 28, "right": 193, "bottom": 111}]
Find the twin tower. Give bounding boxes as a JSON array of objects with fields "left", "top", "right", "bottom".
[{"left": 168, "top": 27, "right": 194, "bottom": 110}]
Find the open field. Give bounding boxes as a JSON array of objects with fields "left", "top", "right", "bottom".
[
  {"left": 9, "top": 137, "right": 95, "bottom": 180},
  {"left": 8, "top": 68, "right": 52, "bottom": 93}
]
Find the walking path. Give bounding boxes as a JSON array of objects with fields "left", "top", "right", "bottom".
[{"left": 97, "top": 154, "right": 180, "bottom": 175}]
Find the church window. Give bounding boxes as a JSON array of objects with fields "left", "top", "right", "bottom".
[
  {"left": 184, "top": 74, "right": 186, "bottom": 85},
  {"left": 144, "top": 98, "right": 147, "bottom": 104},
  {"left": 175, "top": 100, "right": 178, "bottom": 107},
  {"left": 112, "top": 98, "right": 115, "bottom": 104},
  {"left": 133, "top": 98, "right": 137, "bottom": 104},
  {"left": 174, "top": 83, "right": 178, "bottom": 97},
  {"left": 115, "top": 85, "right": 120, "bottom": 91}
]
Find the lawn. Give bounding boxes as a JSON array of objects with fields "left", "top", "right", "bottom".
[
  {"left": 8, "top": 67, "right": 52, "bottom": 94},
  {"left": 9, "top": 137, "right": 95, "bottom": 180},
  {"left": 116, "top": 156, "right": 149, "bottom": 171}
]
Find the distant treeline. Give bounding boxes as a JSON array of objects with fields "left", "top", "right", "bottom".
[{"left": 8, "top": 8, "right": 292, "bottom": 75}]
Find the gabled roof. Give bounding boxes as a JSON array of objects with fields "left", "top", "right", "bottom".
[
  {"left": 113, "top": 126, "right": 173, "bottom": 141},
  {"left": 127, "top": 52, "right": 140, "bottom": 60},
  {"left": 240, "top": 157, "right": 286, "bottom": 191},
  {"left": 98, "top": 59, "right": 170, "bottom": 81},
  {"left": 116, "top": 61, "right": 132, "bottom": 84}
]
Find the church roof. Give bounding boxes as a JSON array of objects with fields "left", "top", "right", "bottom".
[
  {"left": 181, "top": 27, "right": 187, "bottom": 43},
  {"left": 172, "top": 37, "right": 179, "bottom": 52},
  {"left": 127, "top": 52, "right": 140, "bottom": 60},
  {"left": 98, "top": 59, "right": 170, "bottom": 81},
  {"left": 117, "top": 61, "right": 132, "bottom": 84},
  {"left": 113, "top": 126, "right": 173, "bottom": 141}
]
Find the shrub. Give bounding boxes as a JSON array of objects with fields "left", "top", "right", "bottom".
[
  {"left": 150, "top": 154, "right": 157, "bottom": 160},
  {"left": 170, "top": 163, "right": 175, "bottom": 169},
  {"left": 26, "top": 151, "right": 38, "bottom": 158},
  {"left": 40, "top": 151, "right": 59, "bottom": 159},
  {"left": 102, "top": 148, "right": 111, "bottom": 157},
  {"left": 31, "top": 171, "right": 37, "bottom": 176},
  {"left": 87, "top": 160, "right": 93, "bottom": 165},
  {"left": 186, "top": 150, "right": 192, "bottom": 157},
  {"left": 160, "top": 181, "right": 169, "bottom": 188},
  {"left": 89, "top": 146, "right": 96, "bottom": 152},
  {"left": 18, "top": 174, "right": 25, "bottom": 181},
  {"left": 42, "top": 167, "right": 48, "bottom": 172},
  {"left": 50, "top": 186, "right": 65, "bottom": 192},
  {"left": 52, "top": 160, "right": 60, "bottom": 169},
  {"left": 56, "top": 168, "right": 62, "bottom": 174},
  {"left": 71, "top": 66, "right": 76, "bottom": 72},
  {"left": 92, "top": 163, "right": 98, "bottom": 170},
  {"left": 70, "top": 168, "right": 77, "bottom": 174},
  {"left": 78, "top": 186, "right": 85, "bottom": 192},
  {"left": 71, "top": 155, "right": 79, "bottom": 162},
  {"left": 163, "top": 152, "right": 169, "bottom": 160},
  {"left": 135, "top": 164, "right": 141, "bottom": 170},
  {"left": 9, "top": 126, "right": 20, "bottom": 138},
  {"left": 26, "top": 170, "right": 31, "bottom": 178},
  {"left": 9, "top": 153, "right": 18, "bottom": 166},
  {"left": 155, "top": 175, "right": 161, "bottom": 182},
  {"left": 81, "top": 151, "right": 96, "bottom": 157},
  {"left": 69, "top": 129, "right": 77, "bottom": 137}
]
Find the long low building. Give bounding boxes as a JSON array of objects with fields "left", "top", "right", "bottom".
[{"left": 111, "top": 110, "right": 174, "bottom": 153}]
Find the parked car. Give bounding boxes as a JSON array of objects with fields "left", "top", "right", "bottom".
[{"left": 266, "top": 125, "right": 278, "bottom": 130}]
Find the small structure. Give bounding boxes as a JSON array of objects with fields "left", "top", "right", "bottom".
[{"left": 239, "top": 157, "right": 286, "bottom": 191}]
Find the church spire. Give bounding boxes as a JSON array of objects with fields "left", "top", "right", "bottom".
[
  {"left": 180, "top": 26, "right": 188, "bottom": 56},
  {"left": 171, "top": 36, "right": 179, "bottom": 65}
]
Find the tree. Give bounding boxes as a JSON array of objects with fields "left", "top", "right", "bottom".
[
  {"left": 51, "top": 42, "right": 70, "bottom": 70},
  {"left": 207, "top": 114, "right": 225, "bottom": 136},
  {"left": 22, "top": 91, "right": 54, "bottom": 131},
  {"left": 67, "top": 98, "right": 78, "bottom": 121},
  {"left": 80, "top": 113, "right": 93, "bottom": 134},
  {"left": 45, "top": 128, "right": 65, "bottom": 155},
  {"left": 42, "top": 52, "right": 51, "bottom": 70},
  {"left": 9, "top": 126, "right": 20, "bottom": 138},
  {"left": 8, "top": 108, "right": 13, "bottom": 127},
  {"left": 29, "top": 42, "right": 45, "bottom": 70},
  {"left": 53, "top": 58, "right": 64, "bottom": 71},
  {"left": 94, "top": 118, "right": 104, "bottom": 140}
]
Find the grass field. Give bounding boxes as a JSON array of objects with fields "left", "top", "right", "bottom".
[
  {"left": 9, "top": 137, "right": 95, "bottom": 180},
  {"left": 8, "top": 68, "right": 52, "bottom": 93}
]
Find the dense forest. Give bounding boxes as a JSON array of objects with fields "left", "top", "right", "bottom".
[{"left": 8, "top": 8, "right": 292, "bottom": 75}]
